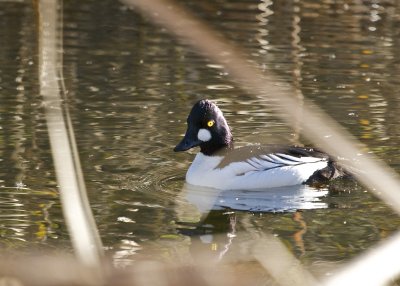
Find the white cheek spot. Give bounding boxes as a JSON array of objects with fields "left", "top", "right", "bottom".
[{"left": 198, "top": 128, "right": 212, "bottom": 142}]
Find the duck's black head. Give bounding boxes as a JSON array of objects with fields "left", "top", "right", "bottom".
[{"left": 174, "top": 99, "right": 233, "bottom": 156}]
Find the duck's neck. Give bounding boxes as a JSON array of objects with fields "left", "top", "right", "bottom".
[{"left": 200, "top": 140, "right": 234, "bottom": 156}]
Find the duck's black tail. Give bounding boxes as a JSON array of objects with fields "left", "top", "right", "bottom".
[{"left": 305, "top": 160, "right": 352, "bottom": 186}]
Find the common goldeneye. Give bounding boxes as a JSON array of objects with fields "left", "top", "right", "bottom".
[{"left": 174, "top": 99, "right": 346, "bottom": 190}]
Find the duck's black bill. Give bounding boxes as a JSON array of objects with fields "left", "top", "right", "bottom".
[{"left": 174, "top": 126, "right": 202, "bottom": 152}]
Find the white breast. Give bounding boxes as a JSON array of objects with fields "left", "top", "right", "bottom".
[
  {"left": 186, "top": 153, "right": 225, "bottom": 188},
  {"left": 186, "top": 153, "right": 328, "bottom": 190}
]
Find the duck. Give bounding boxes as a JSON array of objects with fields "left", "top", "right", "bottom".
[{"left": 174, "top": 99, "right": 347, "bottom": 190}]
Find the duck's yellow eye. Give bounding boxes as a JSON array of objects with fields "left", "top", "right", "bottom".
[{"left": 207, "top": 120, "right": 215, "bottom": 127}]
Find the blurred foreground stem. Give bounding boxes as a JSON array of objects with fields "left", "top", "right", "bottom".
[{"left": 37, "top": 0, "right": 103, "bottom": 268}]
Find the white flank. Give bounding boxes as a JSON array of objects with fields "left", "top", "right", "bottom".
[
  {"left": 186, "top": 153, "right": 329, "bottom": 190},
  {"left": 197, "top": 128, "right": 212, "bottom": 142}
]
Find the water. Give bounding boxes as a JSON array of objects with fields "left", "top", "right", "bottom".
[{"left": 1, "top": 0, "right": 400, "bottom": 277}]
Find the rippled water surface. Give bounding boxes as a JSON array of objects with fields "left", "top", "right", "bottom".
[{"left": 1, "top": 0, "right": 400, "bottom": 276}]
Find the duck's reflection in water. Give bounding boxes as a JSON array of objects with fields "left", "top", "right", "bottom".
[
  {"left": 176, "top": 183, "right": 328, "bottom": 217},
  {"left": 174, "top": 183, "right": 328, "bottom": 262}
]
